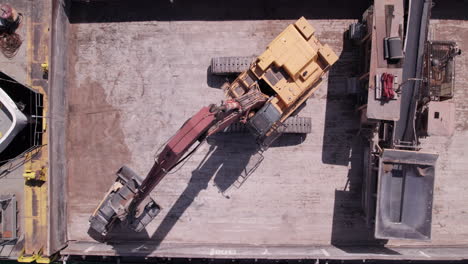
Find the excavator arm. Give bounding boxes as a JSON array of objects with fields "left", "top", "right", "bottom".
[{"left": 89, "top": 90, "right": 266, "bottom": 235}]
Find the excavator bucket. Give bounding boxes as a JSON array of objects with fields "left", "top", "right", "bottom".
[{"left": 89, "top": 166, "right": 160, "bottom": 235}]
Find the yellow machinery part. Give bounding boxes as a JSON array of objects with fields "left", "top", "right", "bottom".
[
  {"left": 23, "top": 150, "right": 47, "bottom": 182},
  {"left": 17, "top": 248, "right": 41, "bottom": 263},
  {"left": 228, "top": 16, "right": 338, "bottom": 119},
  {"left": 18, "top": 247, "right": 57, "bottom": 263}
]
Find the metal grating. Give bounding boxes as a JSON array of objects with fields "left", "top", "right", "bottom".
[{"left": 425, "top": 41, "right": 457, "bottom": 101}]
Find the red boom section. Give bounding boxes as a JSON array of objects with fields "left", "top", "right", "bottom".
[
  {"left": 136, "top": 106, "right": 219, "bottom": 202},
  {"left": 89, "top": 89, "right": 267, "bottom": 235}
]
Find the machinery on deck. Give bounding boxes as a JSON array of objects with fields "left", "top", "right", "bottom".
[
  {"left": 89, "top": 17, "right": 338, "bottom": 236},
  {"left": 348, "top": 0, "right": 460, "bottom": 240}
]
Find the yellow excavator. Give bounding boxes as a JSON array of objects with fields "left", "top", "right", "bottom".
[
  {"left": 89, "top": 17, "right": 338, "bottom": 236},
  {"left": 213, "top": 17, "right": 337, "bottom": 146}
]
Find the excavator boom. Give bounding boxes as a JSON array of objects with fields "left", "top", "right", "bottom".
[{"left": 89, "top": 91, "right": 265, "bottom": 235}]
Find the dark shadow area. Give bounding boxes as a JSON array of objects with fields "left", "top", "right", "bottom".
[
  {"left": 321, "top": 32, "right": 360, "bottom": 166},
  {"left": 271, "top": 133, "right": 307, "bottom": 147},
  {"left": 332, "top": 189, "right": 391, "bottom": 249},
  {"left": 0, "top": 123, "right": 37, "bottom": 164},
  {"left": 24, "top": 178, "right": 46, "bottom": 188},
  {"left": 330, "top": 138, "right": 391, "bottom": 250},
  {"left": 86, "top": 226, "right": 107, "bottom": 243},
  {"left": 0, "top": 72, "right": 43, "bottom": 165},
  {"left": 431, "top": 0, "right": 468, "bottom": 20},
  {"left": 212, "top": 133, "right": 307, "bottom": 193},
  {"left": 323, "top": 29, "right": 392, "bottom": 251},
  {"left": 93, "top": 132, "right": 306, "bottom": 253},
  {"left": 67, "top": 0, "right": 370, "bottom": 23},
  {"left": 206, "top": 66, "right": 237, "bottom": 89},
  {"left": 208, "top": 134, "right": 262, "bottom": 194}
]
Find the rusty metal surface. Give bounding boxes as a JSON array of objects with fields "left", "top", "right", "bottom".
[
  {"left": 425, "top": 41, "right": 459, "bottom": 100},
  {"left": 0, "top": 195, "right": 17, "bottom": 241}
]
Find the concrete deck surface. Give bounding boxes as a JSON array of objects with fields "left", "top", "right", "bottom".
[{"left": 64, "top": 2, "right": 468, "bottom": 258}]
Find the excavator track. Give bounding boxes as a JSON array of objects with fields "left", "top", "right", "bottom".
[
  {"left": 224, "top": 116, "right": 312, "bottom": 134},
  {"left": 281, "top": 116, "right": 312, "bottom": 134},
  {"left": 210, "top": 56, "right": 255, "bottom": 75}
]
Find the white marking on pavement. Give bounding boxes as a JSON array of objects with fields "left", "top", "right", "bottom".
[
  {"left": 419, "top": 251, "right": 431, "bottom": 258},
  {"left": 321, "top": 248, "right": 330, "bottom": 257},
  {"left": 84, "top": 246, "right": 95, "bottom": 253}
]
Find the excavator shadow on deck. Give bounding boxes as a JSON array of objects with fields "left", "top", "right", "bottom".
[{"left": 87, "top": 132, "right": 306, "bottom": 248}]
